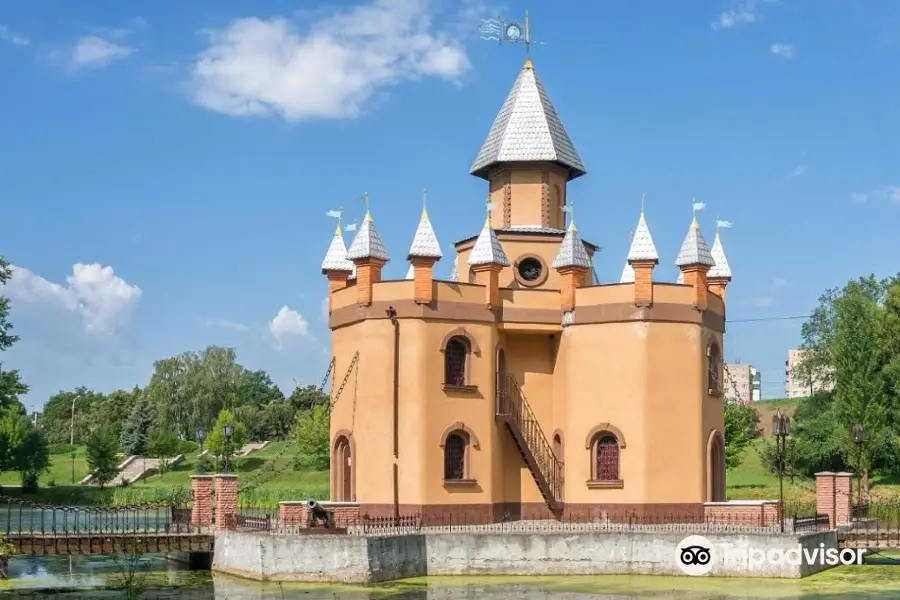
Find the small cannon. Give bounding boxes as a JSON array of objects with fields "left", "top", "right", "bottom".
[{"left": 306, "top": 500, "right": 336, "bottom": 529}]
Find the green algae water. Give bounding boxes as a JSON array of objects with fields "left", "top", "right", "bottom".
[{"left": 2, "top": 554, "right": 900, "bottom": 599}]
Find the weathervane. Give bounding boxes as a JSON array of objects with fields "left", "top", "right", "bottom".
[
  {"left": 479, "top": 8, "right": 545, "bottom": 58},
  {"left": 561, "top": 201, "right": 575, "bottom": 226}
]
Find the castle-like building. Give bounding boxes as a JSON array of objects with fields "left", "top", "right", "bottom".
[{"left": 320, "top": 59, "right": 733, "bottom": 523}]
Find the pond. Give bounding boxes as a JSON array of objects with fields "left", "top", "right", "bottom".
[{"left": 1, "top": 554, "right": 900, "bottom": 599}]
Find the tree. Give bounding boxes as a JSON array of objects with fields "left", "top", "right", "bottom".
[
  {"left": 261, "top": 402, "right": 295, "bottom": 441},
  {"left": 121, "top": 397, "right": 155, "bottom": 456},
  {"left": 240, "top": 370, "right": 285, "bottom": 406},
  {"left": 148, "top": 429, "right": 181, "bottom": 474},
  {"left": 288, "top": 384, "right": 328, "bottom": 412},
  {"left": 86, "top": 426, "right": 120, "bottom": 487},
  {"left": 0, "top": 257, "right": 27, "bottom": 415},
  {"left": 292, "top": 404, "right": 330, "bottom": 471},
  {"left": 38, "top": 387, "right": 106, "bottom": 445},
  {"left": 724, "top": 401, "right": 760, "bottom": 469},
  {"left": 205, "top": 409, "right": 248, "bottom": 469},
  {"left": 0, "top": 410, "right": 49, "bottom": 490}
]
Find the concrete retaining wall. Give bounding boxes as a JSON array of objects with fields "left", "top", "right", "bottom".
[{"left": 212, "top": 529, "right": 840, "bottom": 583}]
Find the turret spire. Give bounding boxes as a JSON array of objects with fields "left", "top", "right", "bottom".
[
  {"left": 676, "top": 201, "right": 714, "bottom": 267},
  {"left": 468, "top": 202, "right": 509, "bottom": 267},
  {"left": 321, "top": 216, "right": 354, "bottom": 273},
  {"left": 552, "top": 207, "right": 591, "bottom": 269},
  {"left": 708, "top": 219, "right": 733, "bottom": 279},
  {"left": 407, "top": 190, "right": 442, "bottom": 260},
  {"left": 347, "top": 198, "right": 390, "bottom": 263}
]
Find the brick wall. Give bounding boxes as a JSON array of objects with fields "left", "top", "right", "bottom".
[
  {"left": 631, "top": 262, "right": 655, "bottom": 307},
  {"left": 190, "top": 475, "right": 214, "bottom": 527},
  {"left": 703, "top": 501, "right": 781, "bottom": 527},
  {"left": 279, "top": 501, "right": 360, "bottom": 528}
]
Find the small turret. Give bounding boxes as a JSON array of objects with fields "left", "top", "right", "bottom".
[
  {"left": 407, "top": 203, "right": 442, "bottom": 305},
  {"left": 321, "top": 221, "right": 354, "bottom": 314},
  {"left": 675, "top": 215, "right": 715, "bottom": 309},
  {"left": 623, "top": 210, "right": 658, "bottom": 307},
  {"left": 551, "top": 220, "right": 591, "bottom": 312},
  {"left": 467, "top": 211, "right": 509, "bottom": 308},
  {"left": 708, "top": 228, "right": 732, "bottom": 304},
  {"left": 346, "top": 200, "right": 390, "bottom": 306}
]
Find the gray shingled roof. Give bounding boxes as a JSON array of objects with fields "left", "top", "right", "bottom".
[
  {"left": 675, "top": 219, "right": 715, "bottom": 267},
  {"left": 626, "top": 213, "right": 659, "bottom": 262},
  {"left": 346, "top": 213, "right": 390, "bottom": 262},
  {"left": 467, "top": 220, "right": 510, "bottom": 267},
  {"left": 620, "top": 261, "right": 634, "bottom": 284},
  {"left": 470, "top": 62, "right": 585, "bottom": 180},
  {"left": 407, "top": 208, "right": 442, "bottom": 259},
  {"left": 551, "top": 222, "right": 592, "bottom": 269},
  {"left": 708, "top": 232, "right": 732, "bottom": 279},
  {"left": 320, "top": 224, "right": 354, "bottom": 273}
]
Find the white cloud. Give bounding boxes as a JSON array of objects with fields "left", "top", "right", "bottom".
[
  {"left": 770, "top": 43, "right": 794, "bottom": 58},
  {"left": 712, "top": 0, "right": 763, "bottom": 30},
  {"left": 67, "top": 35, "right": 135, "bottom": 71},
  {"left": 268, "top": 306, "right": 310, "bottom": 347},
  {"left": 190, "top": 0, "right": 473, "bottom": 122},
  {"left": 205, "top": 319, "right": 249, "bottom": 332},
  {"left": 7, "top": 263, "right": 142, "bottom": 336},
  {"left": 0, "top": 24, "right": 29, "bottom": 46},
  {"left": 875, "top": 185, "right": 900, "bottom": 204}
]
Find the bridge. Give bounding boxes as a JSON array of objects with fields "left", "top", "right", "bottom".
[{"left": 0, "top": 495, "right": 212, "bottom": 556}]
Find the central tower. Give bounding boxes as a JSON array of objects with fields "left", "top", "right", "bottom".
[{"left": 470, "top": 59, "right": 586, "bottom": 231}]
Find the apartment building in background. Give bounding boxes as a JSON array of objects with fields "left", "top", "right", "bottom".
[
  {"left": 785, "top": 348, "right": 834, "bottom": 398},
  {"left": 724, "top": 363, "right": 761, "bottom": 403}
]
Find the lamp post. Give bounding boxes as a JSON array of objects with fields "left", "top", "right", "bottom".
[
  {"left": 223, "top": 423, "right": 233, "bottom": 473},
  {"left": 196, "top": 428, "right": 206, "bottom": 474},
  {"left": 852, "top": 423, "right": 866, "bottom": 507},
  {"left": 772, "top": 410, "right": 791, "bottom": 533},
  {"left": 70, "top": 397, "right": 76, "bottom": 484}
]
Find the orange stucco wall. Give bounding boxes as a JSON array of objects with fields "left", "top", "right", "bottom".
[{"left": 326, "top": 255, "right": 727, "bottom": 514}]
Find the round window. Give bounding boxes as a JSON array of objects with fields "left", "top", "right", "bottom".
[{"left": 517, "top": 257, "right": 543, "bottom": 282}]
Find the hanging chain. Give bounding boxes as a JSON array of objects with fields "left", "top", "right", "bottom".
[{"left": 237, "top": 352, "right": 358, "bottom": 495}]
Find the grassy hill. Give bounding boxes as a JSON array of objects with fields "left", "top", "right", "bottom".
[{"left": 0, "top": 442, "right": 328, "bottom": 508}]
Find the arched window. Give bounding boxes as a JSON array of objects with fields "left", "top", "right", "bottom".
[
  {"left": 444, "top": 337, "right": 469, "bottom": 386},
  {"left": 707, "top": 431, "right": 725, "bottom": 502},
  {"left": 444, "top": 433, "right": 468, "bottom": 480},
  {"left": 594, "top": 435, "right": 620, "bottom": 481},
  {"left": 707, "top": 342, "right": 722, "bottom": 393}
]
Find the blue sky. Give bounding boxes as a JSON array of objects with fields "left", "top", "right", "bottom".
[{"left": 1, "top": 0, "right": 899, "bottom": 410}]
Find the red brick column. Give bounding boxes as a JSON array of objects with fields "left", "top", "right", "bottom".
[
  {"left": 190, "top": 475, "right": 214, "bottom": 527},
  {"left": 835, "top": 471, "right": 853, "bottom": 527},
  {"left": 816, "top": 472, "right": 836, "bottom": 528},
  {"left": 215, "top": 474, "right": 238, "bottom": 530}
]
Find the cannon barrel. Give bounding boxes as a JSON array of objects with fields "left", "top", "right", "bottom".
[{"left": 307, "top": 500, "right": 329, "bottom": 519}]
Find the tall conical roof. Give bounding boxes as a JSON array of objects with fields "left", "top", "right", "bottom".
[
  {"left": 468, "top": 217, "right": 510, "bottom": 267},
  {"left": 620, "top": 261, "right": 634, "bottom": 284},
  {"left": 407, "top": 207, "right": 442, "bottom": 259},
  {"left": 552, "top": 221, "right": 592, "bottom": 269},
  {"left": 708, "top": 232, "right": 732, "bottom": 279},
  {"left": 448, "top": 254, "right": 459, "bottom": 282},
  {"left": 347, "top": 211, "right": 390, "bottom": 262},
  {"left": 470, "top": 60, "right": 585, "bottom": 181},
  {"left": 626, "top": 213, "right": 658, "bottom": 263},
  {"left": 675, "top": 217, "right": 715, "bottom": 267},
  {"left": 321, "top": 223, "right": 354, "bottom": 273}
]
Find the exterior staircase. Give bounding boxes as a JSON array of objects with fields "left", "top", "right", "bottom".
[
  {"left": 495, "top": 373, "right": 564, "bottom": 514},
  {"left": 79, "top": 455, "right": 185, "bottom": 486}
]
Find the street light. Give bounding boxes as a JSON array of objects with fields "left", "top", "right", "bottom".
[
  {"left": 772, "top": 410, "right": 791, "bottom": 533},
  {"left": 852, "top": 423, "right": 866, "bottom": 507},
  {"left": 223, "top": 423, "right": 233, "bottom": 473},
  {"left": 195, "top": 428, "right": 206, "bottom": 474}
]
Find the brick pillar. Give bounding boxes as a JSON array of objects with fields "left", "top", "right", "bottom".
[
  {"left": 215, "top": 474, "right": 239, "bottom": 530},
  {"left": 324, "top": 270, "right": 351, "bottom": 313},
  {"left": 680, "top": 265, "right": 711, "bottom": 309},
  {"left": 410, "top": 257, "right": 437, "bottom": 304},
  {"left": 816, "top": 472, "right": 836, "bottom": 528},
  {"left": 190, "top": 475, "right": 214, "bottom": 528},
  {"left": 708, "top": 276, "right": 730, "bottom": 305},
  {"left": 630, "top": 260, "right": 656, "bottom": 307},
  {"left": 353, "top": 259, "right": 385, "bottom": 306},
  {"left": 558, "top": 266, "right": 588, "bottom": 312},
  {"left": 835, "top": 471, "right": 854, "bottom": 526},
  {"left": 473, "top": 265, "right": 502, "bottom": 308}
]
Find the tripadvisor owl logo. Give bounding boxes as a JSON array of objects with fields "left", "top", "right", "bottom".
[{"left": 676, "top": 535, "right": 715, "bottom": 575}]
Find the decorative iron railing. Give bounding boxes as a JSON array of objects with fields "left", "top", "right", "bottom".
[
  {"left": 792, "top": 513, "right": 830, "bottom": 533},
  {"left": 495, "top": 373, "right": 563, "bottom": 507},
  {"left": 232, "top": 513, "right": 272, "bottom": 532},
  {"left": 361, "top": 514, "right": 421, "bottom": 535}
]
